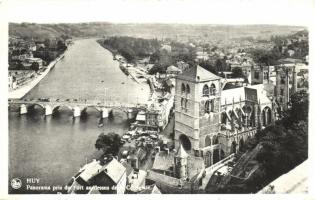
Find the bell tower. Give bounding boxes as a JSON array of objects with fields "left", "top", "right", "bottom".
[{"left": 174, "top": 65, "right": 222, "bottom": 153}]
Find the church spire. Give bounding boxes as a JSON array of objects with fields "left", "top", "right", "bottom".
[{"left": 177, "top": 144, "right": 188, "bottom": 158}]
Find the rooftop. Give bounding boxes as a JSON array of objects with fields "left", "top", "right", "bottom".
[
  {"left": 152, "top": 150, "right": 205, "bottom": 180},
  {"left": 221, "top": 84, "right": 271, "bottom": 106},
  {"left": 177, "top": 65, "right": 221, "bottom": 82}
]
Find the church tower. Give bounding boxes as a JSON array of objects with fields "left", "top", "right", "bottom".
[
  {"left": 174, "top": 144, "right": 188, "bottom": 179},
  {"left": 174, "top": 65, "right": 222, "bottom": 155}
]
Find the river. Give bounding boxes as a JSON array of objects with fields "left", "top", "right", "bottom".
[{"left": 8, "top": 39, "right": 150, "bottom": 194}]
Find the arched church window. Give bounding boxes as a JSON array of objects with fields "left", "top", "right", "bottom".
[
  {"left": 205, "top": 100, "right": 214, "bottom": 113},
  {"left": 210, "top": 100, "right": 214, "bottom": 112},
  {"left": 210, "top": 83, "right": 216, "bottom": 95},
  {"left": 280, "top": 76, "right": 286, "bottom": 84},
  {"left": 221, "top": 112, "right": 227, "bottom": 124},
  {"left": 205, "top": 136, "right": 211, "bottom": 147},
  {"left": 186, "top": 84, "right": 190, "bottom": 94},
  {"left": 205, "top": 100, "right": 210, "bottom": 113},
  {"left": 181, "top": 83, "right": 186, "bottom": 94},
  {"left": 185, "top": 99, "right": 188, "bottom": 110},
  {"left": 212, "top": 136, "right": 219, "bottom": 145},
  {"left": 181, "top": 98, "right": 185, "bottom": 108},
  {"left": 203, "top": 84, "right": 209, "bottom": 97}
]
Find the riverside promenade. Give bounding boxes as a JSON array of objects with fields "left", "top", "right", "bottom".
[{"left": 9, "top": 53, "right": 65, "bottom": 100}]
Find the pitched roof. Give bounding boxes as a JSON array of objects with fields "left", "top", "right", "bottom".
[
  {"left": 140, "top": 184, "right": 162, "bottom": 194},
  {"left": 102, "top": 158, "right": 126, "bottom": 184},
  {"left": 177, "top": 65, "right": 221, "bottom": 82},
  {"left": 221, "top": 84, "right": 272, "bottom": 106},
  {"left": 152, "top": 151, "right": 174, "bottom": 171},
  {"left": 79, "top": 160, "right": 103, "bottom": 182},
  {"left": 167, "top": 65, "right": 182, "bottom": 72},
  {"left": 177, "top": 144, "right": 188, "bottom": 158}
]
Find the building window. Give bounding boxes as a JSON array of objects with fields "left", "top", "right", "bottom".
[
  {"left": 210, "top": 83, "right": 216, "bottom": 95},
  {"left": 254, "top": 71, "right": 260, "bottom": 79},
  {"left": 280, "top": 89, "right": 284, "bottom": 95},
  {"left": 181, "top": 98, "right": 185, "bottom": 108},
  {"left": 186, "top": 84, "right": 190, "bottom": 98},
  {"left": 181, "top": 83, "right": 186, "bottom": 95},
  {"left": 264, "top": 72, "right": 269, "bottom": 80},
  {"left": 202, "top": 84, "right": 209, "bottom": 97},
  {"left": 221, "top": 112, "right": 227, "bottom": 124},
  {"left": 280, "top": 77, "right": 285, "bottom": 84},
  {"left": 279, "top": 97, "right": 283, "bottom": 103},
  {"left": 185, "top": 99, "right": 188, "bottom": 110},
  {"left": 205, "top": 100, "right": 214, "bottom": 113}
]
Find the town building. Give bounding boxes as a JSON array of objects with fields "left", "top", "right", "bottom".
[
  {"left": 133, "top": 93, "right": 174, "bottom": 131},
  {"left": 8, "top": 70, "right": 37, "bottom": 88},
  {"left": 244, "top": 58, "right": 308, "bottom": 111},
  {"left": 166, "top": 65, "right": 182, "bottom": 76},
  {"left": 146, "top": 145, "right": 205, "bottom": 193},
  {"left": 67, "top": 157, "right": 127, "bottom": 194},
  {"left": 174, "top": 65, "right": 274, "bottom": 167}
]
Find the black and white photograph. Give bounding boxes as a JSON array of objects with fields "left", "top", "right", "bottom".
[{"left": 0, "top": 0, "right": 313, "bottom": 198}]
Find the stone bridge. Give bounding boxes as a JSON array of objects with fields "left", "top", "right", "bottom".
[{"left": 9, "top": 98, "right": 147, "bottom": 119}]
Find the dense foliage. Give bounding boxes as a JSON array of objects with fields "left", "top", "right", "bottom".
[
  {"left": 216, "top": 91, "right": 308, "bottom": 193},
  {"left": 231, "top": 67, "right": 246, "bottom": 78},
  {"left": 103, "top": 36, "right": 160, "bottom": 62},
  {"left": 95, "top": 132, "right": 122, "bottom": 156}
]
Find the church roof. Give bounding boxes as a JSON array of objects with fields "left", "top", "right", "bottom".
[
  {"left": 177, "top": 65, "right": 221, "bottom": 82},
  {"left": 221, "top": 84, "right": 272, "bottom": 106}
]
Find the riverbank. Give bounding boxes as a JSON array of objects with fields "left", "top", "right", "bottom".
[
  {"left": 97, "top": 39, "right": 154, "bottom": 94},
  {"left": 8, "top": 52, "right": 66, "bottom": 100}
]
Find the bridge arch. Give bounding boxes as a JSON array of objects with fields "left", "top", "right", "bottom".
[
  {"left": 52, "top": 105, "right": 73, "bottom": 114},
  {"left": 27, "top": 103, "right": 45, "bottom": 110},
  {"left": 82, "top": 106, "right": 101, "bottom": 112}
]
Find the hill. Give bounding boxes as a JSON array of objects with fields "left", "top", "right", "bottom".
[{"left": 9, "top": 22, "right": 306, "bottom": 41}]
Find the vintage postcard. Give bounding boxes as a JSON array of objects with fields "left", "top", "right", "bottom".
[{"left": 0, "top": 0, "right": 313, "bottom": 199}]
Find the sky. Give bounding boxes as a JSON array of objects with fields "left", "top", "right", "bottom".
[{"left": 1, "top": 0, "right": 314, "bottom": 25}]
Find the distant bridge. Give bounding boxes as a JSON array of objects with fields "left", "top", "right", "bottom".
[{"left": 9, "top": 98, "right": 147, "bottom": 118}]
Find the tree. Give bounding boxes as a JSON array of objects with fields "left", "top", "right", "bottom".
[
  {"left": 199, "top": 60, "right": 218, "bottom": 75},
  {"left": 290, "top": 90, "right": 308, "bottom": 121},
  {"left": 31, "top": 62, "right": 40, "bottom": 72},
  {"left": 249, "top": 48, "right": 279, "bottom": 66},
  {"left": 95, "top": 132, "right": 122, "bottom": 155},
  {"left": 148, "top": 63, "right": 167, "bottom": 75}
]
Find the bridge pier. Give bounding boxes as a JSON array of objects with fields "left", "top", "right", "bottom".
[
  {"left": 73, "top": 106, "right": 81, "bottom": 118},
  {"left": 101, "top": 108, "right": 109, "bottom": 118},
  {"left": 20, "top": 104, "right": 27, "bottom": 115},
  {"left": 45, "top": 105, "right": 52, "bottom": 116}
]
